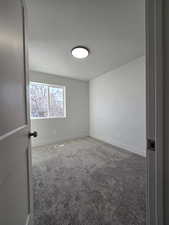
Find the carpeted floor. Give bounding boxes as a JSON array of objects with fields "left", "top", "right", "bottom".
[{"left": 32, "top": 137, "right": 146, "bottom": 225}]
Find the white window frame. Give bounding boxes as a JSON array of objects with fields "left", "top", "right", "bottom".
[{"left": 30, "top": 81, "right": 66, "bottom": 119}]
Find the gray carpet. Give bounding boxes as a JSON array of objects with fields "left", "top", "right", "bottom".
[{"left": 32, "top": 137, "right": 146, "bottom": 225}]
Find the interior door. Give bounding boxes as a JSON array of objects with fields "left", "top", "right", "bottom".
[{"left": 0, "top": 0, "right": 33, "bottom": 225}]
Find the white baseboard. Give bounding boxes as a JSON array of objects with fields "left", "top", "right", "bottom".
[
  {"left": 31, "top": 134, "right": 146, "bottom": 157},
  {"left": 90, "top": 135, "right": 146, "bottom": 157},
  {"left": 31, "top": 135, "right": 89, "bottom": 148}
]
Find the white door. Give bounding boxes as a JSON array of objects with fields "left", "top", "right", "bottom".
[{"left": 0, "top": 0, "right": 34, "bottom": 225}]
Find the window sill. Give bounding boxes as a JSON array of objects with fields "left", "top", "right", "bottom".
[{"left": 31, "top": 116, "right": 66, "bottom": 120}]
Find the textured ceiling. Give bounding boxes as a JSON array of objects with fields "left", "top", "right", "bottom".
[{"left": 27, "top": 0, "right": 145, "bottom": 80}]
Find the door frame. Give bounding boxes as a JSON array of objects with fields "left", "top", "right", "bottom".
[
  {"left": 146, "top": 0, "right": 164, "bottom": 224},
  {"left": 22, "top": 0, "right": 33, "bottom": 224}
]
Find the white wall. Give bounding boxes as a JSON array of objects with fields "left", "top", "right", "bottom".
[
  {"left": 89, "top": 56, "right": 146, "bottom": 156},
  {"left": 30, "top": 57, "right": 146, "bottom": 156},
  {"left": 30, "top": 71, "right": 89, "bottom": 147}
]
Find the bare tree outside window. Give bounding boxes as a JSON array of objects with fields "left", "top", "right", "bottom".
[
  {"left": 49, "top": 87, "right": 64, "bottom": 117},
  {"left": 30, "top": 82, "right": 66, "bottom": 119}
]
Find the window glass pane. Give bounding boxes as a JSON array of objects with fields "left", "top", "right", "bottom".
[
  {"left": 49, "top": 87, "right": 64, "bottom": 117},
  {"left": 30, "top": 83, "right": 48, "bottom": 118}
]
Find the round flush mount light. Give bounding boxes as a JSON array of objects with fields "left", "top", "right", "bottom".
[{"left": 71, "top": 46, "right": 89, "bottom": 59}]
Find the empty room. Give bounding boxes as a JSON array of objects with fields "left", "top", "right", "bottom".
[
  {"left": 1, "top": 0, "right": 168, "bottom": 224},
  {"left": 0, "top": 0, "right": 150, "bottom": 225},
  {"left": 27, "top": 0, "right": 146, "bottom": 224}
]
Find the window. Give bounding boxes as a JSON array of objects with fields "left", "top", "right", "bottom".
[{"left": 30, "top": 82, "right": 66, "bottom": 119}]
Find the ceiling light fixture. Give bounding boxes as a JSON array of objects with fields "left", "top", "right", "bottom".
[{"left": 71, "top": 46, "right": 89, "bottom": 59}]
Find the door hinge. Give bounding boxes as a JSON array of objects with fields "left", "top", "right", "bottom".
[{"left": 147, "top": 139, "right": 155, "bottom": 151}]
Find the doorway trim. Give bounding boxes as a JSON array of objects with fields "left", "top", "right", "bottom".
[
  {"left": 22, "top": 0, "right": 34, "bottom": 224},
  {"left": 146, "top": 0, "right": 164, "bottom": 224}
]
